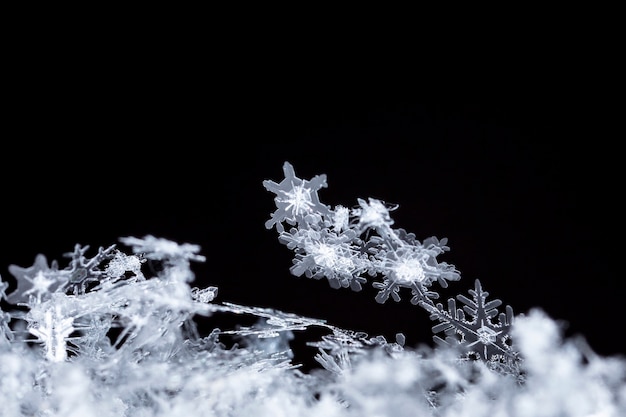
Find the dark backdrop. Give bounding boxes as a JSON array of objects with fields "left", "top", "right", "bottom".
[{"left": 2, "top": 89, "right": 623, "bottom": 371}]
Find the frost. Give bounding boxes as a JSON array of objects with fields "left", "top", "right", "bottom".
[{"left": 0, "top": 162, "right": 624, "bottom": 416}]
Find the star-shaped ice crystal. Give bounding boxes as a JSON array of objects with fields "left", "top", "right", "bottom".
[{"left": 7, "top": 254, "right": 62, "bottom": 304}]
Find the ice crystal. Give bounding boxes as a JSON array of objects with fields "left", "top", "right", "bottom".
[
  {"left": 426, "top": 279, "right": 517, "bottom": 370},
  {"left": 263, "top": 161, "right": 332, "bottom": 233},
  {"left": 0, "top": 161, "right": 623, "bottom": 416},
  {"left": 7, "top": 253, "right": 60, "bottom": 304}
]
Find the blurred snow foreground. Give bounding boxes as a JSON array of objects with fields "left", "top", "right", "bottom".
[{"left": 0, "top": 162, "right": 624, "bottom": 417}]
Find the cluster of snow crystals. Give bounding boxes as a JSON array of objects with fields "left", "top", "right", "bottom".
[
  {"left": 0, "top": 162, "right": 624, "bottom": 416},
  {"left": 263, "top": 162, "right": 518, "bottom": 371}
]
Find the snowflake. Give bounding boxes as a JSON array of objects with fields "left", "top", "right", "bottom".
[
  {"left": 60, "top": 244, "right": 117, "bottom": 295},
  {"left": 278, "top": 227, "right": 369, "bottom": 290},
  {"left": 22, "top": 271, "right": 57, "bottom": 303},
  {"left": 386, "top": 250, "right": 427, "bottom": 285},
  {"left": 6, "top": 254, "right": 63, "bottom": 304},
  {"left": 372, "top": 247, "right": 432, "bottom": 303},
  {"left": 425, "top": 279, "right": 518, "bottom": 367},
  {"left": 371, "top": 243, "right": 460, "bottom": 304},
  {"left": 311, "top": 242, "right": 354, "bottom": 272},
  {"left": 263, "top": 161, "right": 332, "bottom": 233}
]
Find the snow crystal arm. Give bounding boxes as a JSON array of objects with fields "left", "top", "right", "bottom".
[{"left": 209, "top": 302, "right": 332, "bottom": 337}]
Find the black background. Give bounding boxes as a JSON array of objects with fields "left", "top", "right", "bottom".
[{"left": 2, "top": 69, "right": 623, "bottom": 371}]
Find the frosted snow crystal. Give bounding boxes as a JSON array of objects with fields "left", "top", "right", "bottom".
[{"left": 0, "top": 161, "right": 623, "bottom": 416}]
